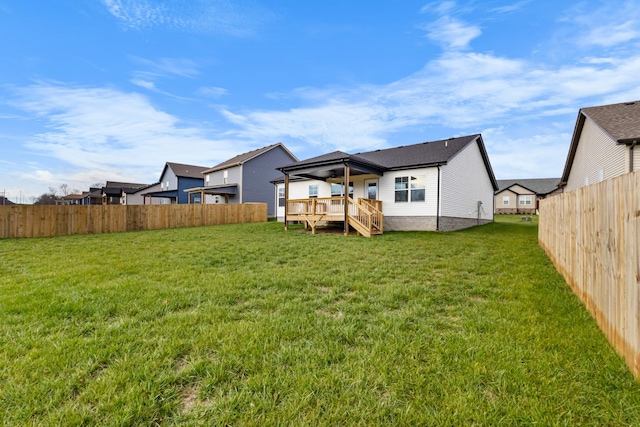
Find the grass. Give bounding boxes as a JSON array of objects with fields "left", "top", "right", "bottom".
[{"left": 1, "top": 216, "right": 639, "bottom": 425}]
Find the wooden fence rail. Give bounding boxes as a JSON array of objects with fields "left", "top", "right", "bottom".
[
  {"left": 539, "top": 171, "right": 640, "bottom": 376},
  {"left": 0, "top": 203, "right": 267, "bottom": 239}
]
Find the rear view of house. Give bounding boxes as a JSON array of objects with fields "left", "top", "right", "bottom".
[
  {"left": 560, "top": 100, "right": 640, "bottom": 192},
  {"left": 276, "top": 134, "right": 497, "bottom": 235}
]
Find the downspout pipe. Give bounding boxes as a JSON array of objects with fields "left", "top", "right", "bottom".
[{"left": 630, "top": 141, "right": 638, "bottom": 173}]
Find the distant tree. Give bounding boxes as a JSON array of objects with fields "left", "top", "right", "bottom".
[
  {"left": 91, "top": 182, "right": 105, "bottom": 189},
  {"left": 33, "top": 187, "right": 61, "bottom": 205}
]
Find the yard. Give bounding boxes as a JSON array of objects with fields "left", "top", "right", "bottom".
[{"left": 1, "top": 216, "right": 639, "bottom": 425}]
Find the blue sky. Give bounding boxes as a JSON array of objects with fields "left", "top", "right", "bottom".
[{"left": 2, "top": 1, "right": 640, "bottom": 202}]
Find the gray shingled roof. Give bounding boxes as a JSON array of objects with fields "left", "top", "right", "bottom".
[
  {"left": 278, "top": 134, "right": 497, "bottom": 190},
  {"left": 166, "top": 162, "right": 209, "bottom": 178},
  {"left": 496, "top": 178, "right": 560, "bottom": 195},
  {"left": 355, "top": 135, "right": 479, "bottom": 169},
  {"left": 204, "top": 143, "right": 295, "bottom": 173},
  {"left": 581, "top": 100, "right": 640, "bottom": 143}
]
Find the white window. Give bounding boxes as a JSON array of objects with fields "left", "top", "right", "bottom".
[
  {"left": 331, "top": 182, "right": 353, "bottom": 198},
  {"left": 309, "top": 185, "right": 318, "bottom": 198},
  {"left": 395, "top": 175, "right": 425, "bottom": 203},
  {"left": 223, "top": 170, "right": 228, "bottom": 184},
  {"left": 278, "top": 186, "right": 285, "bottom": 207},
  {"left": 598, "top": 169, "right": 604, "bottom": 182},
  {"left": 519, "top": 195, "right": 532, "bottom": 205},
  {"left": 585, "top": 177, "right": 589, "bottom": 186},
  {"left": 503, "top": 196, "right": 509, "bottom": 205},
  {"left": 205, "top": 175, "right": 210, "bottom": 184},
  {"left": 166, "top": 181, "right": 170, "bottom": 189}
]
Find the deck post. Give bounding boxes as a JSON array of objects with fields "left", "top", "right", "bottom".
[
  {"left": 284, "top": 174, "right": 289, "bottom": 230},
  {"left": 344, "top": 164, "right": 350, "bottom": 235}
]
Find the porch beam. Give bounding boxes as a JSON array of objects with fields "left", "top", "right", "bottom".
[
  {"left": 284, "top": 174, "right": 289, "bottom": 230},
  {"left": 344, "top": 164, "right": 350, "bottom": 235}
]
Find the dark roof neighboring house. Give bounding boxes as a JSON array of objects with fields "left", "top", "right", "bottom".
[
  {"left": 0, "top": 196, "right": 15, "bottom": 205},
  {"left": 204, "top": 143, "right": 296, "bottom": 174},
  {"left": 278, "top": 134, "right": 498, "bottom": 190},
  {"left": 496, "top": 178, "right": 561, "bottom": 196},
  {"left": 561, "top": 100, "right": 640, "bottom": 186},
  {"left": 104, "top": 181, "right": 147, "bottom": 188},
  {"left": 163, "top": 162, "right": 209, "bottom": 179}
]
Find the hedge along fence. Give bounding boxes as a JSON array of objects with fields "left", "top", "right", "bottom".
[
  {"left": 539, "top": 170, "right": 640, "bottom": 377},
  {"left": 0, "top": 203, "right": 267, "bottom": 239}
]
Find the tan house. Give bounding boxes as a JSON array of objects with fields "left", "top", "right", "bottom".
[
  {"left": 560, "top": 100, "right": 640, "bottom": 192},
  {"left": 494, "top": 178, "right": 561, "bottom": 214}
]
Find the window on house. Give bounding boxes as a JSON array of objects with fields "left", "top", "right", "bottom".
[
  {"left": 309, "top": 185, "right": 318, "bottom": 198},
  {"left": 330, "top": 182, "right": 353, "bottom": 198},
  {"left": 205, "top": 175, "right": 210, "bottom": 184},
  {"left": 598, "top": 169, "right": 604, "bottom": 182},
  {"left": 503, "top": 196, "right": 509, "bottom": 205},
  {"left": 278, "top": 187, "right": 285, "bottom": 207},
  {"left": 519, "top": 195, "right": 532, "bottom": 205},
  {"left": 223, "top": 170, "right": 228, "bottom": 184},
  {"left": 395, "top": 175, "right": 425, "bottom": 203},
  {"left": 166, "top": 181, "right": 170, "bottom": 189}
]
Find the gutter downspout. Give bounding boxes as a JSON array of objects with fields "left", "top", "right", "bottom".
[
  {"left": 630, "top": 141, "right": 638, "bottom": 173},
  {"left": 436, "top": 165, "right": 441, "bottom": 231}
]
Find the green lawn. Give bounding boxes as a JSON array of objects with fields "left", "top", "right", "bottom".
[{"left": 1, "top": 217, "right": 639, "bottom": 425}]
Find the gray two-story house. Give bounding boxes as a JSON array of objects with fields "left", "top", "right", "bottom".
[{"left": 185, "top": 143, "right": 297, "bottom": 218}]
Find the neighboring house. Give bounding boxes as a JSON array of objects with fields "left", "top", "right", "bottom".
[
  {"left": 185, "top": 143, "right": 298, "bottom": 218},
  {"left": 560, "top": 100, "right": 640, "bottom": 192},
  {"left": 60, "top": 194, "right": 86, "bottom": 205},
  {"left": 101, "top": 181, "right": 148, "bottom": 205},
  {"left": 0, "top": 196, "right": 15, "bottom": 205},
  {"left": 276, "top": 134, "right": 497, "bottom": 235},
  {"left": 60, "top": 188, "right": 102, "bottom": 205},
  {"left": 494, "top": 178, "right": 561, "bottom": 214},
  {"left": 142, "top": 162, "right": 209, "bottom": 204},
  {"left": 126, "top": 182, "right": 163, "bottom": 205}
]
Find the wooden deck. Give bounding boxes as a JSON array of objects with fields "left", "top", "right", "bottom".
[{"left": 286, "top": 197, "right": 383, "bottom": 237}]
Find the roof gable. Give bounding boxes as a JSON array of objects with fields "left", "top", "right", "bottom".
[
  {"left": 561, "top": 100, "right": 640, "bottom": 185},
  {"left": 162, "top": 162, "right": 209, "bottom": 180},
  {"left": 204, "top": 143, "right": 297, "bottom": 173}
]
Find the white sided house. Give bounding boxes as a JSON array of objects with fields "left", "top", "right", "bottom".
[
  {"left": 276, "top": 134, "right": 497, "bottom": 236},
  {"left": 560, "top": 100, "right": 640, "bottom": 192}
]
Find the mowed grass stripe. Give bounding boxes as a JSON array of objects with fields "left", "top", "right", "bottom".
[{"left": 0, "top": 217, "right": 638, "bottom": 425}]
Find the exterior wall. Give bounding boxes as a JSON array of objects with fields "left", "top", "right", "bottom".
[
  {"left": 177, "top": 177, "right": 204, "bottom": 204},
  {"left": 384, "top": 216, "right": 437, "bottom": 231},
  {"left": 565, "top": 117, "right": 627, "bottom": 192},
  {"left": 160, "top": 169, "right": 178, "bottom": 194},
  {"left": 440, "top": 139, "right": 495, "bottom": 223},
  {"left": 439, "top": 216, "right": 492, "bottom": 231},
  {"left": 242, "top": 147, "right": 297, "bottom": 218},
  {"left": 633, "top": 145, "right": 640, "bottom": 172},
  {"left": 377, "top": 167, "right": 439, "bottom": 218},
  {"left": 206, "top": 165, "right": 242, "bottom": 203},
  {"left": 494, "top": 185, "right": 536, "bottom": 214},
  {"left": 494, "top": 189, "right": 517, "bottom": 213}
]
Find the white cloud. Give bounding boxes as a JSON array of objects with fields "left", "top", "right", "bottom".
[
  {"left": 197, "top": 86, "right": 228, "bottom": 98},
  {"left": 11, "top": 83, "right": 248, "bottom": 188},
  {"left": 423, "top": 16, "right": 481, "bottom": 50},
  {"left": 561, "top": 2, "right": 640, "bottom": 48},
  {"left": 102, "top": 0, "right": 274, "bottom": 36}
]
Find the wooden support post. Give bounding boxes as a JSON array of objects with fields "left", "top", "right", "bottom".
[
  {"left": 344, "top": 164, "right": 350, "bottom": 235},
  {"left": 284, "top": 174, "right": 289, "bottom": 231}
]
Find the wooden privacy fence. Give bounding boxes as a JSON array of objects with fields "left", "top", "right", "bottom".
[
  {"left": 539, "top": 171, "right": 640, "bottom": 376},
  {"left": 0, "top": 203, "right": 267, "bottom": 239}
]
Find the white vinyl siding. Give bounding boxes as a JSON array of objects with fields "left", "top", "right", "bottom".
[
  {"left": 565, "top": 117, "right": 627, "bottom": 192},
  {"left": 207, "top": 165, "right": 243, "bottom": 203},
  {"left": 440, "top": 139, "right": 494, "bottom": 221},
  {"left": 378, "top": 168, "right": 438, "bottom": 217}
]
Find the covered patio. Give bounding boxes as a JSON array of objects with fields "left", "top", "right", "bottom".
[{"left": 277, "top": 151, "right": 385, "bottom": 237}]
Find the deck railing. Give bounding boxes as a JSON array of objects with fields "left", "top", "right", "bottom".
[{"left": 286, "top": 196, "right": 382, "bottom": 236}]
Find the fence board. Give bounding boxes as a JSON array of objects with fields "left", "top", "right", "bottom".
[
  {"left": 539, "top": 171, "right": 640, "bottom": 376},
  {"left": 0, "top": 203, "right": 267, "bottom": 239}
]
